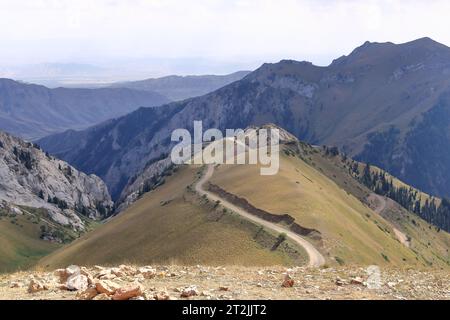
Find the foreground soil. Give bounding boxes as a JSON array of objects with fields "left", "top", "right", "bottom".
[{"left": 0, "top": 265, "right": 449, "bottom": 300}]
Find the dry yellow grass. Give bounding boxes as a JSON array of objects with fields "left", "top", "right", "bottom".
[
  {"left": 37, "top": 142, "right": 450, "bottom": 270},
  {"left": 0, "top": 215, "right": 61, "bottom": 273},
  {"left": 210, "top": 149, "right": 450, "bottom": 268},
  {"left": 38, "top": 166, "right": 305, "bottom": 270}
]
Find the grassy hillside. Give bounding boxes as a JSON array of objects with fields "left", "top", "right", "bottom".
[
  {"left": 0, "top": 206, "right": 100, "bottom": 273},
  {"left": 209, "top": 143, "right": 450, "bottom": 268},
  {"left": 306, "top": 146, "right": 450, "bottom": 267},
  {"left": 0, "top": 212, "right": 61, "bottom": 273},
  {"left": 39, "top": 138, "right": 450, "bottom": 270},
  {"left": 39, "top": 166, "right": 306, "bottom": 269}
]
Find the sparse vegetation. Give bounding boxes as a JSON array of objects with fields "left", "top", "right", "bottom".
[
  {"left": 335, "top": 256, "right": 345, "bottom": 266},
  {"left": 355, "top": 162, "right": 450, "bottom": 232}
]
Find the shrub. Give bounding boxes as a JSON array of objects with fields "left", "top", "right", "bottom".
[{"left": 335, "top": 256, "right": 345, "bottom": 266}]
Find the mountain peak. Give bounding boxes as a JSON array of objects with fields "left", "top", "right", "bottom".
[
  {"left": 407, "top": 36, "right": 441, "bottom": 45},
  {"left": 401, "top": 37, "right": 450, "bottom": 51},
  {"left": 331, "top": 37, "right": 450, "bottom": 67}
]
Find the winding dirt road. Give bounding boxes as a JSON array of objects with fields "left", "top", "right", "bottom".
[
  {"left": 369, "top": 193, "right": 410, "bottom": 247},
  {"left": 195, "top": 165, "right": 325, "bottom": 267}
]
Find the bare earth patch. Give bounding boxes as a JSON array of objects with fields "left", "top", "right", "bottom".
[{"left": 0, "top": 265, "right": 449, "bottom": 300}]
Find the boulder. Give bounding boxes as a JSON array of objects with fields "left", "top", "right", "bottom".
[
  {"left": 66, "top": 274, "right": 89, "bottom": 291},
  {"left": 55, "top": 265, "right": 80, "bottom": 284},
  {"left": 95, "top": 280, "right": 121, "bottom": 296},
  {"left": 28, "top": 279, "right": 48, "bottom": 293},
  {"left": 112, "top": 284, "right": 143, "bottom": 300},
  {"left": 180, "top": 285, "right": 199, "bottom": 298},
  {"left": 282, "top": 274, "right": 294, "bottom": 288}
]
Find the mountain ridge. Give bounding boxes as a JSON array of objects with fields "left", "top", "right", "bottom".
[
  {"left": 0, "top": 78, "right": 169, "bottom": 140},
  {"left": 110, "top": 70, "right": 251, "bottom": 101},
  {"left": 38, "top": 37, "right": 450, "bottom": 226}
]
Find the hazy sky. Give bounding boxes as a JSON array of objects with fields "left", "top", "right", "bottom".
[{"left": 1, "top": 0, "right": 450, "bottom": 75}]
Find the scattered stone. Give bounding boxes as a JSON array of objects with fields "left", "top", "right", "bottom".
[
  {"left": 111, "top": 267, "right": 126, "bottom": 278},
  {"left": 350, "top": 277, "right": 364, "bottom": 285},
  {"left": 76, "top": 287, "right": 98, "bottom": 300},
  {"left": 112, "top": 284, "right": 143, "bottom": 300},
  {"left": 28, "top": 279, "right": 48, "bottom": 293},
  {"left": 387, "top": 282, "right": 397, "bottom": 289},
  {"left": 282, "top": 274, "right": 294, "bottom": 288},
  {"left": 180, "top": 285, "right": 199, "bottom": 298},
  {"left": 154, "top": 291, "right": 171, "bottom": 300},
  {"left": 55, "top": 265, "right": 81, "bottom": 284},
  {"left": 138, "top": 267, "right": 157, "bottom": 279},
  {"left": 95, "top": 280, "right": 121, "bottom": 296},
  {"left": 119, "top": 265, "right": 137, "bottom": 276},
  {"left": 335, "top": 278, "right": 346, "bottom": 286},
  {"left": 9, "top": 281, "right": 22, "bottom": 288},
  {"left": 201, "top": 290, "right": 211, "bottom": 296},
  {"left": 93, "top": 265, "right": 104, "bottom": 272},
  {"left": 66, "top": 265, "right": 81, "bottom": 275},
  {"left": 54, "top": 269, "right": 68, "bottom": 283},
  {"left": 2, "top": 265, "right": 448, "bottom": 300},
  {"left": 93, "top": 293, "right": 111, "bottom": 300},
  {"left": 66, "top": 274, "right": 89, "bottom": 291},
  {"left": 96, "top": 270, "right": 116, "bottom": 280}
]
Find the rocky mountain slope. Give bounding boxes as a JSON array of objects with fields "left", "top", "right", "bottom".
[
  {"left": 38, "top": 128, "right": 450, "bottom": 269},
  {"left": 110, "top": 71, "right": 251, "bottom": 101},
  {"left": 38, "top": 38, "right": 450, "bottom": 212},
  {"left": 0, "top": 130, "right": 112, "bottom": 228},
  {"left": 0, "top": 130, "right": 113, "bottom": 271},
  {"left": 0, "top": 78, "right": 169, "bottom": 140}
]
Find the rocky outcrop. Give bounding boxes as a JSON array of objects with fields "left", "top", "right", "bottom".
[{"left": 0, "top": 130, "right": 112, "bottom": 230}]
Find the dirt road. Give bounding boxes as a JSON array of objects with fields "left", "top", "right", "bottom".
[
  {"left": 368, "top": 193, "right": 410, "bottom": 247},
  {"left": 195, "top": 165, "right": 325, "bottom": 267}
]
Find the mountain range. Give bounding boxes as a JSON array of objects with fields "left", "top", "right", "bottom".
[
  {"left": 39, "top": 38, "right": 450, "bottom": 206},
  {"left": 0, "top": 79, "right": 169, "bottom": 140},
  {"left": 110, "top": 71, "right": 251, "bottom": 101},
  {"left": 0, "top": 71, "right": 251, "bottom": 141}
]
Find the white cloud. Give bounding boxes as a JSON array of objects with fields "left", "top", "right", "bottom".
[{"left": 0, "top": 0, "right": 449, "bottom": 71}]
